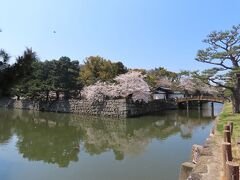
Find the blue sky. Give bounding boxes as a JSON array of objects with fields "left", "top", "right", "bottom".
[{"left": 0, "top": 0, "right": 240, "bottom": 72}]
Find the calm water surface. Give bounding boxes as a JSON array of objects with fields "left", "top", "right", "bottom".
[{"left": 0, "top": 103, "right": 222, "bottom": 180}]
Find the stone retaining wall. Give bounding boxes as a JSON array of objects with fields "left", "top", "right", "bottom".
[{"left": 0, "top": 98, "right": 177, "bottom": 118}]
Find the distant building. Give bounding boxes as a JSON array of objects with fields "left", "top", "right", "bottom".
[
  {"left": 153, "top": 87, "right": 171, "bottom": 100},
  {"left": 168, "top": 91, "right": 184, "bottom": 99},
  {"left": 153, "top": 86, "right": 184, "bottom": 100}
]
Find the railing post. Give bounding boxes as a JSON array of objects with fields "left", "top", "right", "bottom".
[
  {"left": 224, "top": 125, "right": 231, "bottom": 131},
  {"left": 222, "top": 142, "right": 233, "bottom": 176},
  {"left": 224, "top": 130, "right": 231, "bottom": 143},
  {"left": 198, "top": 100, "right": 201, "bottom": 113},
  {"left": 226, "top": 161, "right": 239, "bottom": 180},
  {"left": 211, "top": 102, "right": 214, "bottom": 118},
  {"left": 228, "top": 122, "right": 234, "bottom": 135}
]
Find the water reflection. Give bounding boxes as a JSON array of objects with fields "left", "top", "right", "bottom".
[{"left": 0, "top": 104, "right": 219, "bottom": 168}]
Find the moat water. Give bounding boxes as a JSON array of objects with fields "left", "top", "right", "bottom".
[{"left": 0, "top": 103, "right": 222, "bottom": 180}]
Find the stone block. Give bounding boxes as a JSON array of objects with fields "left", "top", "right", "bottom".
[
  {"left": 192, "top": 144, "right": 203, "bottom": 164},
  {"left": 179, "top": 162, "right": 196, "bottom": 180}
]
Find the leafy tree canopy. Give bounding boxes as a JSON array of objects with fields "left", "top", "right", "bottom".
[{"left": 79, "top": 56, "right": 127, "bottom": 86}]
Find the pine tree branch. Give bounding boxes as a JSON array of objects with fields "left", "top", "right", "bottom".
[
  {"left": 209, "top": 78, "right": 233, "bottom": 90},
  {"left": 197, "top": 59, "right": 232, "bottom": 70}
]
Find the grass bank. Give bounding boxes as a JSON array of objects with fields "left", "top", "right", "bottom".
[{"left": 217, "top": 102, "right": 240, "bottom": 162}]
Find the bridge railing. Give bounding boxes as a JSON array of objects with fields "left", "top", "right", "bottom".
[{"left": 175, "top": 96, "right": 225, "bottom": 103}]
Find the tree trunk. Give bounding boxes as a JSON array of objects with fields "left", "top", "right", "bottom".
[
  {"left": 31, "top": 94, "right": 35, "bottom": 100},
  {"left": 64, "top": 91, "right": 70, "bottom": 100},
  {"left": 46, "top": 91, "right": 49, "bottom": 101},
  {"left": 232, "top": 78, "right": 240, "bottom": 113},
  {"left": 56, "top": 91, "right": 59, "bottom": 100},
  {"left": 232, "top": 92, "right": 240, "bottom": 113}
]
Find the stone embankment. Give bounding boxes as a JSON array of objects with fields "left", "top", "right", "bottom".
[
  {"left": 0, "top": 98, "right": 177, "bottom": 118},
  {"left": 179, "top": 128, "right": 223, "bottom": 180},
  {"left": 179, "top": 112, "right": 236, "bottom": 180}
]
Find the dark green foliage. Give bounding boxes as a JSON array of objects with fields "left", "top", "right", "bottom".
[
  {"left": 49, "top": 57, "right": 81, "bottom": 99},
  {"left": 0, "top": 48, "right": 81, "bottom": 100},
  {"left": 0, "top": 49, "right": 12, "bottom": 96},
  {"left": 10, "top": 48, "right": 38, "bottom": 99},
  {"left": 0, "top": 49, "right": 10, "bottom": 64}
]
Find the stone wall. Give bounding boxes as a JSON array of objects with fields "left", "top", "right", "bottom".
[
  {"left": 125, "top": 99, "right": 177, "bottom": 117},
  {"left": 0, "top": 98, "right": 177, "bottom": 118}
]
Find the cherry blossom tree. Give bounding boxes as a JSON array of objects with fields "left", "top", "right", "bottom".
[
  {"left": 178, "top": 76, "right": 218, "bottom": 96},
  {"left": 156, "top": 77, "right": 174, "bottom": 88},
  {"left": 81, "top": 71, "right": 151, "bottom": 102},
  {"left": 81, "top": 81, "right": 111, "bottom": 101}
]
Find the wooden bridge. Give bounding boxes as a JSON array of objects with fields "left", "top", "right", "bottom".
[
  {"left": 175, "top": 96, "right": 224, "bottom": 117},
  {"left": 176, "top": 96, "right": 225, "bottom": 104}
]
